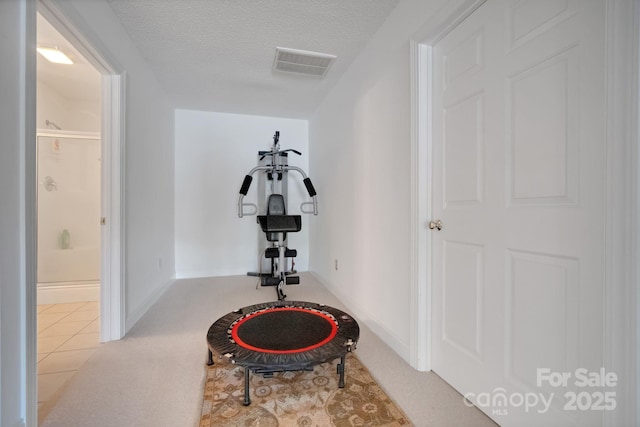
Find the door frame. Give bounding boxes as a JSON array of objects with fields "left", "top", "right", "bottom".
[
  {"left": 37, "top": 0, "right": 125, "bottom": 341},
  {"left": 409, "top": 0, "right": 639, "bottom": 425},
  {"left": 28, "top": 1, "right": 127, "bottom": 422},
  {"left": 409, "top": 0, "right": 487, "bottom": 373}
]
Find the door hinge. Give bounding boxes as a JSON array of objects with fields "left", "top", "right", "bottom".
[{"left": 100, "top": 217, "right": 107, "bottom": 225}]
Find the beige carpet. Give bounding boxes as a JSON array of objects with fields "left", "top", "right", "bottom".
[
  {"left": 42, "top": 276, "right": 496, "bottom": 427},
  {"left": 200, "top": 354, "right": 412, "bottom": 426}
]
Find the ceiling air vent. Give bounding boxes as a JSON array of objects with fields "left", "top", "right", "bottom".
[{"left": 273, "top": 47, "right": 336, "bottom": 77}]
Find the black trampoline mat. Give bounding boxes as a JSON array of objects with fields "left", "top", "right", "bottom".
[{"left": 231, "top": 307, "right": 337, "bottom": 353}]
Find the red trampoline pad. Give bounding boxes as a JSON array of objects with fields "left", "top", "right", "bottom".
[{"left": 230, "top": 307, "right": 338, "bottom": 354}]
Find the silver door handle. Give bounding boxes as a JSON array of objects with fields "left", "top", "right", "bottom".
[{"left": 428, "top": 219, "right": 443, "bottom": 230}]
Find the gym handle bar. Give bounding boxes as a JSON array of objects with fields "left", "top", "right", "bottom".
[
  {"left": 237, "top": 166, "right": 318, "bottom": 217},
  {"left": 239, "top": 175, "right": 253, "bottom": 196},
  {"left": 303, "top": 178, "right": 316, "bottom": 197},
  {"left": 259, "top": 149, "right": 302, "bottom": 161}
]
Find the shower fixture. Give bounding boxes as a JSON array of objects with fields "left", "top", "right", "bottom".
[
  {"left": 45, "top": 120, "right": 62, "bottom": 130},
  {"left": 42, "top": 176, "right": 58, "bottom": 191}
]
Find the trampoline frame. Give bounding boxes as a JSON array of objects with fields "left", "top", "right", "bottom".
[{"left": 206, "top": 300, "right": 359, "bottom": 405}]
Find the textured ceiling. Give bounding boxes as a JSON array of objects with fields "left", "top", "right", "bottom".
[{"left": 105, "top": 0, "right": 401, "bottom": 118}]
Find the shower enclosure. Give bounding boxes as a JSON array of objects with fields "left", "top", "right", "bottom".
[{"left": 37, "top": 130, "right": 101, "bottom": 303}]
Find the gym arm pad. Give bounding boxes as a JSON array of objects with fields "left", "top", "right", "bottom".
[
  {"left": 240, "top": 175, "right": 253, "bottom": 195},
  {"left": 303, "top": 178, "right": 317, "bottom": 197}
]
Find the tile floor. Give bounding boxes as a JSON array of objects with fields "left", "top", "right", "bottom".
[{"left": 37, "top": 301, "right": 100, "bottom": 415}]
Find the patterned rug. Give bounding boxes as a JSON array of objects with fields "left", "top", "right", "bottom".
[{"left": 200, "top": 355, "right": 412, "bottom": 426}]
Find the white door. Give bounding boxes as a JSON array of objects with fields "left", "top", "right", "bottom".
[{"left": 430, "top": 1, "right": 607, "bottom": 425}]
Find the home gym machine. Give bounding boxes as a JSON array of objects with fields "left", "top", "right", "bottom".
[
  {"left": 207, "top": 135, "right": 359, "bottom": 408},
  {"left": 237, "top": 131, "right": 318, "bottom": 300}
]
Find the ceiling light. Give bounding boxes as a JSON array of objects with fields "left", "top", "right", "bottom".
[
  {"left": 37, "top": 46, "right": 73, "bottom": 64},
  {"left": 273, "top": 47, "right": 336, "bottom": 77}
]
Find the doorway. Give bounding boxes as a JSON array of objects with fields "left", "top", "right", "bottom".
[
  {"left": 429, "top": 1, "right": 607, "bottom": 425},
  {"left": 411, "top": 0, "right": 639, "bottom": 426},
  {"left": 32, "top": 0, "right": 125, "bottom": 423},
  {"left": 35, "top": 11, "right": 102, "bottom": 420}
]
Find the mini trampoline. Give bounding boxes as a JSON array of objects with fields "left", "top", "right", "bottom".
[{"left": 206, "top": 300, "right": 360, "bottom": 405}]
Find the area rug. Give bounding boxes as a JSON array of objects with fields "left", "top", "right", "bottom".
[{"left": 200, "top": 355, "right": 412, "bottom": 426}]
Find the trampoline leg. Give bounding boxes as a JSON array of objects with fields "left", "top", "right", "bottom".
[
  {"left": 338, "top": 355, "right": 346, "bottom": 388},
  {"left": 243, "top": 367, "right": 251, "bottom": 406},
  {"left": 207, "top": 349, "right": 214, "bottom": 366}
]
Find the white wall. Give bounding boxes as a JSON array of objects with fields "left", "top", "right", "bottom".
[
  {"left": 308, "top": 0, "right": 448, "bottom": 363},
  {"left": 37, "top": 80, "right": 100, "bottom": 132},
  {"left": 175, "top": 110, "right": 310, "bottom": 278},
  {"left": 50, "top": 0, "right": 176, "bottom": 331}
]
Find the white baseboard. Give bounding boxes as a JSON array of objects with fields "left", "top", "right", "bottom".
[
  {"left": 308, "top": 271, "right": 412, "bottom": 364},
  {"left": 37, "top": 282, "right": 100, "bottom": 304},
  {"left": 125, "top": 278, "right": 175, "bottom": 334}
]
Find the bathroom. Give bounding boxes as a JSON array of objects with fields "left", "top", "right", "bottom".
[
  {"left": 36, "top": 11, "right": 102, "bottom": 418},
  {"left": 36, "top": 11, "right": 101, "bottom": 305}
]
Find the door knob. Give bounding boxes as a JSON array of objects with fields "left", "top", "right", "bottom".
[{"left": 428, "top": 219, "right": 443, "bottom": 230}]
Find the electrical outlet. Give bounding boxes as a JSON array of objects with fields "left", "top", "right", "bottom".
[{"left": 334, "top": 259, "right": 338, "bottom": 271}]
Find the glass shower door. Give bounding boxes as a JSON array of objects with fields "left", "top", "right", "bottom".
[{"left": 37, "top": 134, "right": 101, "bottom": 284}]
